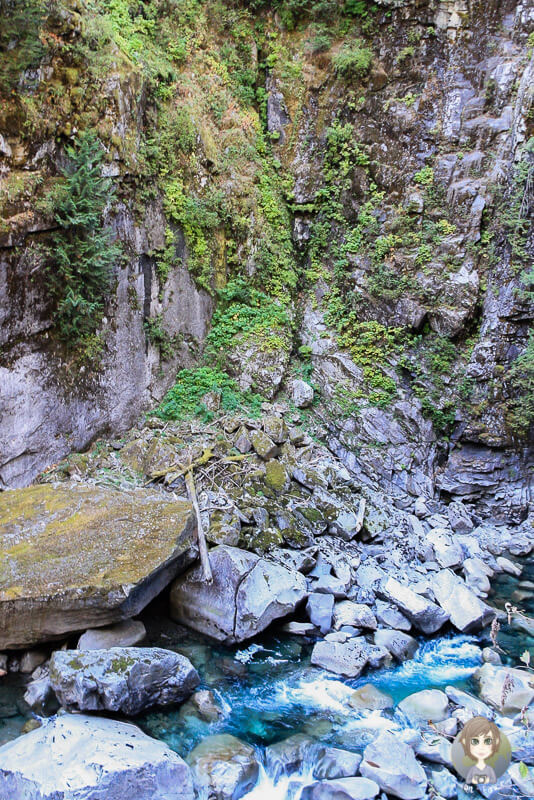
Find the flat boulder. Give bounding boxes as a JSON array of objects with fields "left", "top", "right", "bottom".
[
  {"left": 379, "top": 577, "right": 448, "bottom": 634},
  {"left": 360, "top": 731, "right": 427, "bottom": 799},
  {"left": 170, "top": 545, "right": 307, "bottom": 644},
  {"left": 310, "top": 638, "right": 380, "bottom": 678},
  {"left": 432, "top": 569, "right": 495, "bottom": 632},
  {"left": 78, "top": 619, "right": 146, "bottom": 650},
  {"left": 0, "top": 714, "right": 194, "bottom": 800},
  {"left": 49, "top": 647, "right": 199, "bottom": 715},
  {"left": 0, "top": 484, "right": 196, "bottom": 649}
]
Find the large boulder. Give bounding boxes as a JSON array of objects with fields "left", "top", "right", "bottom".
[
  {"left": 0, "top": 714, "right": 195, "bottom": 800},
  {"left": 313, "top": 747, "right": 363, "bottom": 780},
  {"left": 398, "top": 689, "right": 450, "bottom": 725},
  {"left": 333, "top": 601, "right": 377, "bottom": 631},
  {"left": 265, "top": 734, "right": 315, "bottom": 780},
  {"left": 170, "top": 545, "right": 307, "bottom": 644},
  {"left": 473, "top": 663, "right": 534, "bottom": 711},
  {"left": 310, "top": 638, "right": 385, "bottom": 678},
  {"left": 432, "top": 570, "right": 495, "bottom": 632},
  {"left": 360, "top": 731, "right": 427, "bottom": 799},
  {"left": 380, "top": 577, "right": 449, "bottom": 634},
  {"left": 0, "top": 484, "right": 196, "bottom": 649},
  {"left": 187, "top": 734, "right": 259, "bottom": 800},
  {"left": 373, "top": 630, "right": 418, "bottom": 662},
  {"left": 49, "top": 647, "right": 199, "bottom": 715}
]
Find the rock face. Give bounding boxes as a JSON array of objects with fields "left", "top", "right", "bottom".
[
  {"left": 0, "top": 714, "right": 195, "bottom": 800},
  {"left": 360, "top": 732, "right": 427, "bottom": 799},
  {"left": 0, "top": 485, "right": 197, "bottom": 649},
  {"left": 49, "top": 647, "right": 200, "bottom": 715},
  {"left": 170, "top": 545, "right": 307, "bottom": 644},
  {"left": 187, "top": 734, "right": 259, "bottom": 800}
]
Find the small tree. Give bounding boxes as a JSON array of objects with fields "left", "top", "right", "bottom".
[{"left": 44, "top": 131, "right": 121, "bottom": 345}]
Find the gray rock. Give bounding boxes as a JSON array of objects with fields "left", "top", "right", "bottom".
[
  {"left": 0, "top": 714, "right": 194, "bottom": 800},
  {"left": 19, "top": 649, "right": 47, "bottom": 674},
  {"left": 445, "top": 686, "right": 494, "bottom": 719},
  {"left": 292, "top": 379, "right": 314, "bottom": 408},
  {"left": 431, "top": 768, "right": 458, "bottom": 799},
  {"left": 49, "top": 647, "right": 199, "bottom": 715},
  {"left": 414, "top": 497, "right": 430, "bottom": 518},
  {"left": 427, "top": 529, "right": 464, "bottom": 569},
  {"left": 170, "top": 545, "right": 307, "bottom": 644},
  {"left": 398, "top": 689, "right": 450, "bottom": 725},
  {"left": 380, "top": 577, "right": 448, "bottom": 634},
  {"left": 187, "top": 689, "right": 224, "bottom": 723},
  {"left": 306, "top": 593, "right": 334, "bottom": 633},
  {"left": 373, "top": 629, "right": 418, "bottom": 662},
  {"left": 281, "top": 621, "right": 316, "bottom": 635},
  {"left": 23, "top": 671, "right": 59, "bottom": 716},
  {"left": 265, "top": 734, "right": 315, "bottom": 780},
  {"left": 375, "top": 600, "right": 412, "bottom": 631},
  {"left": 187, "top": 734, "right": 259, "bottom": 800},
  {"left": 462, "top": 558, "right": 492, "bottom": 596},
  {"left": 301, "top": 777, "right": 380, "bottom": 800},
  {"left": 360, "top": 731, "right": 427, "bottom": 799},
  {"left": 251, "top": 430, "right": 279, "bottom": 460},
  {"left": 314, "top": 575, "right": 349, "bottom": 599},
  {"left": 313, "top": 747, "right": 362, "bottom": 780},
  {"left": 78, "top": 619, "right": 146, "bottom": 650},
  {"left": 496, "top": 556, "right": 522, "bottom": 576},
  {"left": 310, "top": 638, "right": 372, "bottom": 678},
  {"left": 447, "top": 502, "right": 474, "bottom": 533},
  {"left": 432, "top": 570, "right": 494, "bottom": 632},
  {"left": 413, "top": 733, "right": 452, "bottom": 766},
  {"left": 509, "top": 761, "right": 534, "bottom": 797},
  {"left": 474, "top": 663, "right": 534, "bottom": 711},
  {"left": 481, "top": 647, "right": 501, "bottom": 665},
  {"left": 333, "top": 601, "right": 377, "bottom": 631},
  {"left": 348, "top": 684, "right": 393, "bottom": 711}
]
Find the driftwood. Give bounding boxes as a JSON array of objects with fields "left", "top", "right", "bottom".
[{"left": 184, "top": 455, "right": 213, "bottom": 583}]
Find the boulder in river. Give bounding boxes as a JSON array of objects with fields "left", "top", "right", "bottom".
[
  {"left": 170, "top": 545, "right": 307, "bottom": 644},
  {"left": 310, "top": 637, "right": 381, "bottom": 678},
  {"left": 78, "top": 619, "right": 147, "bottom": 649},
  {"left": 374, "top": 629, "right": 419, "bottom": 662},
  {"left": 264, "top": 733, "right": 315, "bottom": 780},
  {"left": 398, "top": 689, "right": 450, "bottom": 725},
  {"left": 348, "top": 684, "right": 393, "bottom": 711},
  {"left": 301, "top": 777, "right": 380, "bottom": 800},
  {"left": 333, "top": 601, "right": 377, "bottom": 631},
  {"left": 360, "top": 731, "right": 427, "bottom": 799},
  {"left": 0, "top": 714, "right": 195, "bottom": 800},
  {"left": 187, "top": 733, "right": 259, "bottom": 800},
  {"left": 313, "top": 746, "right": 362, "bottom": 779},
  {"left": 379, "top": 577, "right": 449, "bottom": 634},
  {"left": 432, "top": 570, "right": 495, "bottom": 632},
  {"left": 49, "top": 647, "right": 200, "bottom": 715},
  {"left": 0, "top": 484, "right": 196, "bottom": 649},
  {"left": 474, "top": 663, "right": 534, "bottom": 711}
]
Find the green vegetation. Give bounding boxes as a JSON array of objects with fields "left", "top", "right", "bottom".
[
  {"left": 506, "top": 332, "right": 534, "bottom": 437},
  {"left": 154, "top": 366, "right": 263, "bottom": 421},
  {"left": 413, "top": 166, "right": 434, "bottom": 186},
  {"left": 333, "top": 40, "right": 373, "bottom": 80},
  {"left": 144, "top": 315, "right": 180, "bottom": 361},
  {"left": 0, "top": 0, "right": 45, "bottom": 93},
  {"left": 42, "top": 131, "right": 121, "bottom": 345},
  {"left": 502, "top": 137, "right": 534, "bottom": 293}
]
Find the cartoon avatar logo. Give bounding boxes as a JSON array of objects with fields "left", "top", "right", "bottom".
[{"left": 451, "top": 716, "right": 512, "bottom": 787}]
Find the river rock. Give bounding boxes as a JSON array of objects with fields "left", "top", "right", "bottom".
[
  {"left": 187, "top": 689, "right": 224, "bottom": 722},
  {"left": 431, "top": 767, "right": 458, "bottom": 799},
  {"left": 445, "top": 686, "right": 494, "bottom": 718},
  {"left": 348, "top": 684, "right": 393, "bottom": 711},
  {"left": 170, "top": 545, "right": 307, "bottom": 644},
  {"left": 306, "top": 593, "right": 334, "bottom": 633},
  {"left": 432, "top": 570, "right": 495, "bottom": 632},
  {"left": 496, "top": 556, "right": 522, "bottom": 576},
  {"left": 360, "top": 731, "right": 427, "bottom": 799},
  {"left": 462, "top": 558, "right": 492, "bottom": 595},
  {"left": 49, "top": 647, "right": 199, "bottom": 715},
  {"left": 0, "top": 484, "right": 196, "bottom": 649},
  {"left": 78, "top": 619, "right": 147, "bottom": 650},
  {"left": 333, "top": 601, "right": 377, "bottom": 631},
  {"left": 265, "top": 734, "right": 315, "bottom": 779},
  {"left": 187, "top": 733, "right": 259, "bottom": 800},
  {"left": 379, "top": 577, "right": 448, "bottom": 634},
  {"left": 0, "top": 714, "right": 195, "bottom": 800},
  {"left": 374, "top": 629, "right": 419, "bottom": 661},
  {"left": 398, "top": 689, "right": 450, "bottom": 725},
  {"left": 313, "top": 746, "right": 362, "bottom": 779},
  {"left": 427, "top": 529, "right": 464, "bottom": 569},
  {"left": 474, "top": 663, "right": 534, "bottom": 711},
  {"left": 311, "top": 638, "right": 372, "bottom": 678},
  {"left": 375, "top": 600, "right": 412, "bottom": 631},
  {"left": 301, "top": 777, "right": 380, "bottom": 800}
]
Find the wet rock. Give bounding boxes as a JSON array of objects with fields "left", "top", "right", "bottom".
[
  {"left": 348, "top": 684, "right": 393, "bottom": 711},
  {"left": 188, "top": 689, "right": 224, "bottom": 722},
  {"left": 333, "top": 601, "right": 377, "bottom": 631},
  {"left": 265, "top": 733, "right": 315, "bottom": 780},
  {"left": 49, "top": 647, "right": 199, "bottom": 715},
  {"left": 0, "top": 484, "right": 196, "bottom": 649},
  {"left": 496, "top": 556, "right": 521, "bottom": 576},
  {"left": 292, "top": 379, "right": 314, "bottom": 408},
  {"left": 379, "top": 577, "right": 448, "bottom": 634},
  {"left": 23, "top": 670, "right": 59, "bottom": 715},
  {"left": 432, "top": 570, "right": 494, "bottom": 632},
  {"left": 301, "top": 777, "right": 380, "bottom": 800},
  {"left": 187, "top": 733, "right": 259, "bottom": 800},
  {"left": 474, "top": 663, "right": 534, "bottom": 711},
  {"left": 281, "top": 621, "right": 316, "bottom": 635},
  {"left": 373, "top": 630, "right": 418, "bottom": 662},
  {"left": 414, "top": 733, "right": 453, "bottom": 767},
  {"left": 481, "top": 647, "right": 501, "bottom": 665},
  {"left": 170, "top": 545, "right": 307, "bottom": 644},
  {"left": 360, "top": 731, "right": 427, "bottom": 799},
  {"left": 78, "top": 619, "right": 146, "bottom": 650},
  {"left": 0, "top": 714, "right": 195, "bottom": 800},
  {"left": 251, "top": 431, "right": 279, "bottom": 460},
  {"left": 398, "top": 690, "right": 450, "bottom": 725},
  {"left": 310, "top": 638, "right": 374, "bottom": 678},
  {"left": 313, "top": 746, "right": 362, "bottom": 780}
]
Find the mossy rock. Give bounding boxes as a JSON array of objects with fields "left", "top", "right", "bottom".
[
  {"left": 264, "top": 460, "right": 290, "bottom": 493},
  {"left": 0, "top": 484, "right": 196, "bottom": 649}
]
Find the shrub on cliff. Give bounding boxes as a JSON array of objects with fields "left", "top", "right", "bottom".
[
  {"left": 42, "top": 131, "right": 121, "bottom": 346},
  {"left": 333, "top": 40, "right": 373, "bottom": 80}
]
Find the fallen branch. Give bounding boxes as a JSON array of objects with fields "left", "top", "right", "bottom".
[{"left": 185, "top": 456, "right": 213, "bottom": 583}]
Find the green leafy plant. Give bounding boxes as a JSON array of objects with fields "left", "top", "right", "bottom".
[
  {"left": 42, "top": 131, "right": 121, "bottom": 345},
  {"left": 154, "top": 366, "right": 263, "bottom": 420},
  {"left": 506, "top": 331, "right": 534, "bottom": 438},
  {"left": 333, "top": 40, "right": 373, "bottom": 80}
]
